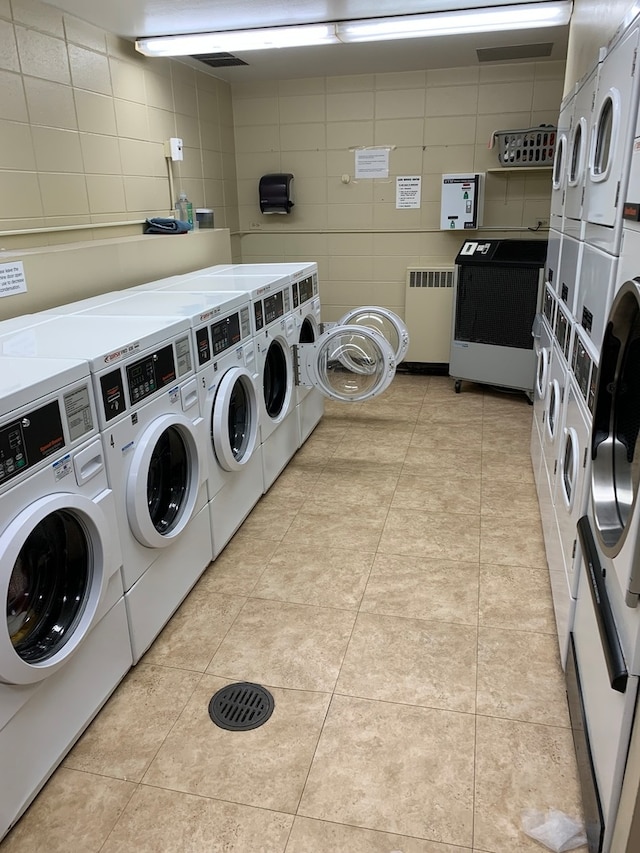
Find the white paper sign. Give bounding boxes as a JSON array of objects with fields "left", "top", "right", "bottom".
[
  {"left": 396, "top": 176, "right": 421, "bottom": 209},
  {"left": 0, "top": 261, "right": 27, "bottom": 298},
  {"left": 355, "top": 148, "right": 389, "bottom": 179}
]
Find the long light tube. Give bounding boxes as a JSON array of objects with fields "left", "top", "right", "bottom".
[{"left": 135, "top": 2, "right": 572, "bottom": 57}]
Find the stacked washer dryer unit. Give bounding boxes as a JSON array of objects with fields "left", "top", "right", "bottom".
[
  {"left": 0, "top": 315, "right": 210, "bottom": 664},
  {"left": 0, "top": 351, "right": 131, "bottom": 840},
  {"left": 101, "top": 286, "right": 263, "bottom": 559},
  {"left": 564, "top": 13, "right": 640, "bottom": 852}
]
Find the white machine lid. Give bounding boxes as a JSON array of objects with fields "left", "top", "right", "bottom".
[
  {"left": 0, "top": 314, "right": 192, "bottom": 370},
  {"left": 212, "top": 262, "right": 318, "bottom": 278},
  {"left": 0, "top": 354, "right": 90, "bottom": 414},
  {"left": 0, "top": 314, "right": 57, "bottom": 338},
  {"left": 152, "top": 271, "right": 292, "bottom": 299},
  {"left": 69, "top": 289, "right": 250, "bottom": 320}
]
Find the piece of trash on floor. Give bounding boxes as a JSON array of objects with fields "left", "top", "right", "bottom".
[{"left": 521, "top": 808, "right": 587, "bottom": 852}]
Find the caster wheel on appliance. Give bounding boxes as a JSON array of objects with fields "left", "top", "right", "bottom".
[{"left": 454, "top": 380, "right": 462, "bottom": 394}]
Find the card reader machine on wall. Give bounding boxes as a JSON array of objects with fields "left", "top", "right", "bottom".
[
  {"left": 259, "top": 173, "right": 294, "bottom": 214},
  {"left": 440, "top": 173, "right": 484, "bottom": 230}
]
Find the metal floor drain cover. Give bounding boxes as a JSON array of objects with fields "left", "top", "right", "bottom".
[{"left": 208, "top": 682, "right": 274, "bottom": 731}]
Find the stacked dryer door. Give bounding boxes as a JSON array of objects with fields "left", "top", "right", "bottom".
[
  {"left": 550, "top": 87, "right": 575, "bottom": 233},
  {"left": 531, "top": 286, "right": 555, "bottom": 496},
  {"left": 0, "top": 355, "right": 131, "bottom": 840},
  {"left": 565, "top": 61, "right": 601, "bottom": 240},
  {"left": 0, "top": 315, "right": 210, "bottom": 664}
]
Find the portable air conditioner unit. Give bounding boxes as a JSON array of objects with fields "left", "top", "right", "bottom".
[{"left": 404, "top": 267, "right": 455, "bottom": 364}]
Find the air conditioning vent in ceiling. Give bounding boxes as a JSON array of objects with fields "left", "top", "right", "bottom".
[
  {"left": 192, "top": 53, "right": 249, "bottom": 68},
  {"left": 477, "top": 43, "right": 554, "bottom": 63}
]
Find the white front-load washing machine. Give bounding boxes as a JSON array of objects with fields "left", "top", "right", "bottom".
[
  {"left": 52, "top": 288, "right": 262, "bottom": 559},
  {"left": 0, "top": 354, "right": 131, "bottom": 840},
  {"left": 531, "top": 294, "right": 555, "bottom": 496},
  {"left": 0, "top": 315, "right": 210, "bottom": 663},
  {"left": 136, "top": 270, "right": 299, "bottom": 493},
  {"left": 551, "top": 326, "right": 598, "bottom": 667},
  {"left": 584, "top": 19, "right": 640, "bottom": 254}
]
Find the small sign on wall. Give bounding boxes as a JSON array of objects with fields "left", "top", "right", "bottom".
[
  {"left": 0, "top": 261, "right": 27, "bottom": 298},
  {"left": 396, "top": 176, "right": 421, "bottom": 209},
  {"left": 355, "top": 148, "right": 390, "bottom": 179}
]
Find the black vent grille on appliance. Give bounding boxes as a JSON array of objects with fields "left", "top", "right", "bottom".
[
  {"left": 454, "top": 239, "right": 547, "bottom": 351},
  {"left": 455, "top": 265, "right": 540, "bottom": 350}
]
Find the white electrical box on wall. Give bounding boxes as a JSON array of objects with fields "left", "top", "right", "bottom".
[{"left": 440, "top": 173, "right": 484, "bottom": 230}]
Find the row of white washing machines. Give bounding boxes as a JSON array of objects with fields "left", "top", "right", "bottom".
[
  {"left": 0, "top": 260, "right": 409, "bottom": 840},
  {"left": 535, "top": 7, "right": 640, "bottom": 850}
]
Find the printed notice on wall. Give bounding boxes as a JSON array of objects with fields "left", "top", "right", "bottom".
[
  {"left": 355, "top": 148, "right": 389, "bottom": 179},
  {"left": 0, "top": 261, "right": 27, "bottom": 298},
  {"left": 396, "top": 176, "right": 421, "bottom": 209}
]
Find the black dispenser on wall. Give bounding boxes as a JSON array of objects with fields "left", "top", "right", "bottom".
[{"left": 259, "top": 173, "right": 294, "bottom": 214}]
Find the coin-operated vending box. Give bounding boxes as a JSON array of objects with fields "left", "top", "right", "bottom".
[{"left": 440, "top": 173, "right": 484, "bottom": 230}]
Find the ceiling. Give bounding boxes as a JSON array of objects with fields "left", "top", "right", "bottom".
[{"left": 43, "top": 0, "right": 571, "bottom": 82}]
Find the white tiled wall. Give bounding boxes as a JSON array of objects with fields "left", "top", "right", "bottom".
[{"left": 233, "top": 63, "right": 565, "bottom": 320}]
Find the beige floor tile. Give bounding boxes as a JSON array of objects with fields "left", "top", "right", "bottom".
[
  {"left": 0, "top": 768, "right": 135, "bottom": 852},
  {"left": 307, "top": 413, "right": 352, "bottom": 440},
  {"left": 379, "top": 508, "right": 480, "bottom": 563},
  {"left": 361, "top": 554, "right": 479, "bottom": 625},
  {"left": 298, "top": 694, "right": 475, "bottom": 847},
  {"left": 197, "top": 536, "right": 279, "bottom": 595},
  {"left": 477, "top": 627, "right": 570, "bottom": 727},
  {"left": 286, "top": 815, "right": 471, "bottom": 852},
  {"left": 309, "top": 463, "right": 401, "bottom": 508},
  {"left": 480, "top": 479, "right": 541, "bottom": 519},
  {"left": 336, "top": 612, "right": 477, "bottom": 713},
  {"left": 410, "top": 420, "right": 483, "bottom": 452},
  {"left": 207, "top": 598, "right": 355, "bottom": 691},
  {"left": 140, "top": 588, "right": 245, "bottom": 672},
  {"left": 240, "top": 494, "right": 302, "bottom": 540},
  {"left": 252, "top": 543, "right": 374, "bottom": 609},
  {"left": 392, "top": 470, "right": 481, "bottom": 514},
  {"left": 480, "top": 516, "right": 547, "bottom": 568},
  {"left": 101, "top": 784, "right": 293, "bottom": 853},
  {"left": 474, "top": 715, "right": 586, "bottom": 853},
  {"left": 418, "top": 396, "right": 484, "bottom": 425},
  {"left": 266, "top": 464, "right": 322, "bottom": 499},
  {"left": 479, "top": 565, "right": 556, "bottom": 634},
  {"left": 349, "top": 401, "right": 420, "bottom": 430},
  {"left": 282, "top": 503, "right": 389, "bottom": 551},
  {"left": 482, "top": 449, "right": 536, "bottom": 484},
  {"left": 287, "top": 437, "right": 337, "bottom": 468},
  {"left": 404, "top": 445, "right": 482, "bottom": 478},
  {"left": 63, "top": 664, "right": 202, "bottom": 782},
  {"left": 330, "top": 429, "right": 411, "bottom": 464},
  {"left": 481, "top": 425, "right": 534, "bottom": 455},
  {"left": 143, "top": 677, "right": 330, "bottom": 813}
]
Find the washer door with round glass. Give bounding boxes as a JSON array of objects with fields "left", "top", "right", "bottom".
[
  {"left": 336, "top": 306, "right": 409, "bottom": 363},
  {"left": 546, "top": 378, "right": 562, "bottom": 444},
  {"left": 126, "top": 413, "right": 201, "bottom": 549},
  {"left": 262, "top": 335, "right": 294, "bottom": 426},
  {"left": 297, "top": 325, "right": 396, "bottom": 402},
  {"left": 560, "top": 426, "right": 580, "bottom": 511},
  {"left": 212, "top": 366, "right": 259, "bottom": 472},
  {"left": 591, "top": 279, "right": 640, "bottom": 561},
  {"left": 0, "top": 493, "right": 111, "bottom": 685}
]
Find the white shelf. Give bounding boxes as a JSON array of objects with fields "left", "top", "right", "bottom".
[{"left": 487, "top": 166, "right": 553, "bottom": 173}]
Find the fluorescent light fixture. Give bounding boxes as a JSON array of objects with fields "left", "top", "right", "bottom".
[
  {"left": 136, "top": 23, "right": 339, "bottom": 56},
  {"left": 338, "top": 2, "right": 572, "bottom": 42},
  {"left": 135, "top": 1, "right": 572, "bottom": 57}
]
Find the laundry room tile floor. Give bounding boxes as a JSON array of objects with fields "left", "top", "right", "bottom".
[{"left": 0, "top": 375, "right": 588, "bottom": 853}]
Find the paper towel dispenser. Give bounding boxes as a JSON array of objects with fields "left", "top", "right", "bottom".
[{"left": 259, "top": 173, "right": 294, "bottom": 214}]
